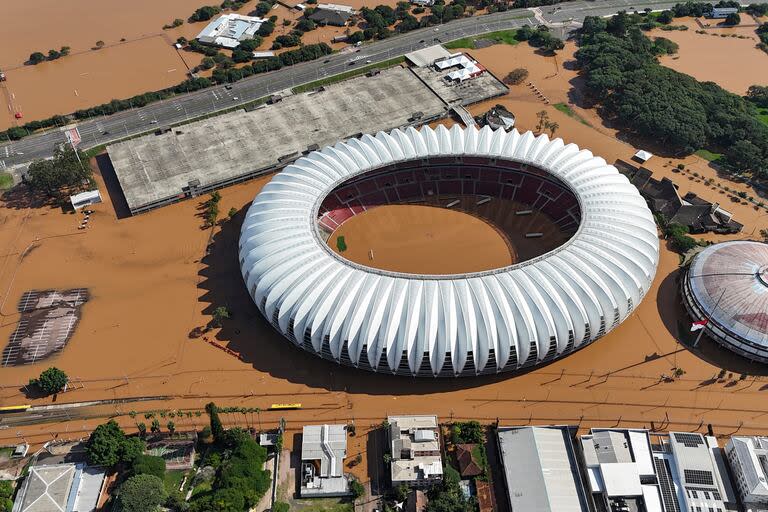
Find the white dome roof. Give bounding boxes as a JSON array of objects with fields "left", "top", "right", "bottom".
[{"left": 239, "top": 125, "right": 659, "bottom": 377}]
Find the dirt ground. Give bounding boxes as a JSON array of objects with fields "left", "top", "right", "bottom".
[
  {"left": 328, "top": 205, "right": 514, "bottom": 274},
  {"left": 1, "top": 41, "right": 768, "bottom": 473},
  {"left": 653, "top": 17, "right": 768, "bottom": 95}
]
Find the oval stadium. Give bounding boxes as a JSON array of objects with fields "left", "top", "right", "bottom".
[
  {"left": 682, "top": 240, "right": 768, "bottom": 363},
  {"left": 238, "top": 125, "right": 659, "bottom": 377}
]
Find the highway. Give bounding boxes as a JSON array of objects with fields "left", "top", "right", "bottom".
[{"left": 0, "top": 0, "right": 694, "bottom": 172}]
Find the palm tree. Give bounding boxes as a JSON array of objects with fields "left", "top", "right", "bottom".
[
  {"left": 547, "top": 121, "right": 559, "bottom": 136},
  {"left": 255, "top": 407, "right": 262, "bottom": 431},
  {"left": 151, "top": 419, "right": 161, "bottom": 433},
  {"left": 137, "top": 423, "right": 147, "bottom": 437},
  {"left": 168, "top": 421, "right": 176, "bottom": 435},
  {"left": 241, "top": 408, "right": 249, "bottom": 430},
  {"left": 536, "top": 110, "right": 549, "bottom": 132}
]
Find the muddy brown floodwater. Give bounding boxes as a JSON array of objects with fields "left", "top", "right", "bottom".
[
  {"left": 327, "top": 205, "right": 514, "bottom": 274},
  {"left": 0, "top": 37, "right": 192, "bottom": 131},
  {"left": 653, "top": 17, "right": 768, "bottom": 95},
  {"left": 1, "top": 39, "right": 768, "bottom": 461}
]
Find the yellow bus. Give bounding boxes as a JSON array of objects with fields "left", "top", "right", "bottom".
[
  {"left": 0, "top": 404, "right": 31, "bottom": 413},
  {"left": 269, "top": 403, "right": 302, "bottom": 410}
]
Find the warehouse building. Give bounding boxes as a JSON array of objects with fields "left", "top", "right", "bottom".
[{"left": 497, "top": 426, "right": 590, "bottom": 512}]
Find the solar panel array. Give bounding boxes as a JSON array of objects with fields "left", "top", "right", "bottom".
[
  {"left": 684, "top": 469, "right": 715, "bottom": 486},
  {"left": 654, "top": 457, "right": 681, "bottom": 512},
  {"left": 674, "top": 433, "right": 705, "bottom": 448}
]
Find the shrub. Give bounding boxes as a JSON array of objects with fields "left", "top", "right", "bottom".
[
  {"left": 131, "top": 454, "right": 166, "bottom": 479},
  {"left": 504, "top": 67, "right": 529, "bottom": 85},
  {"left": 29, "top": 52, "right": 46, "bottom": 64},
  {"left": 349, "top": 478, "right": 365, "bottom": 499}
]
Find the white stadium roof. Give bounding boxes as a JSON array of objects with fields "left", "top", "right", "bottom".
[{"left": 238, "top": 125, "right": 659, "bottom": 377}]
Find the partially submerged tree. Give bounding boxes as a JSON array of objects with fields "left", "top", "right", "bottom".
[
  {"left": 26, "top": 145, "right": 93, "bottom": 198},
  {"left": 29, "top": 367, "right": 68, "bottom": 395}
]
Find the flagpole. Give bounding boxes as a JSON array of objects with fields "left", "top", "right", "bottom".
[{"left": 692, "top": 288, "right": 726, "bottom": 349}]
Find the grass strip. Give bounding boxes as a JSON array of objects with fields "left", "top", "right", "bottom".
[
  {"left": 292, "top": 57, "right": 406, "bottom": 94},
  {"left": 553, "top": 102, "right": 591, "bottom": 126},
  {"left": 444, "top": 29, "right": 520, "bottom": 50},
  {"left": 0, "top": 172, "right": 13, "bottom": 190},
  {"left": 694, "top": 149, "right": 723, "bottom": 162}
]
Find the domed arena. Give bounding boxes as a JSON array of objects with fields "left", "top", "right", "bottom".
[
  {"left": 238, "top": 125, "right": 659, "bottom": 377},
  {"left": 682, "top": 240, "right": 768, "bottom": 363}
]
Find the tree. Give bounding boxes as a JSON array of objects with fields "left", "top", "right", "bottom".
[
  {"left": 504, "top": 67, "right": 529, "bottom": 85},
  {"left": 580, "top": 16, "right": 608, "bottom": 37},
  {"left": 60, "top": 46, "right": 71, "bottom": 56},
  {"left": 137, "top": 422, "right": 147, "bottom": 437},
  {"left": 212, "top": 306, "right": 230, "bottom": 327},
  {"left": 86, "top": 420, "right": 143, "bottom": 466},
  {"left": 295, "top": 18, "right": 316, "bottom": 32},
  {"left": 724, "top": 12, "right": 740, "bottom": 25},
  {"left": 26, "top": 145, "right": 93, "bottom": 197},
  {"left": 29, "top": 52, "right": 46, "bottom": 64},
  {"left": 535, "top": 110, "right": 549, "bottom": 132},
  {"left": 747, "top": 85, "right": 768, "bottom": 107},
  {"left": 546, "top": 121, "right": 559, "bottom": 136},
  {"left": 726, "top": 139, "right": 765, "bottom": 173},
  {"left": 657, "top": 9, "right": 674, "bottom": 23},
  {"left": 95, "top": 40, "right": 105, "bottom": 48},
  {"left": 190, "top": 5, "right": 220, "bottom": 22},
  {"left": 452, "top": 421, "right": 484, "bottom": 444},
  {"left": 227, "top": 207, "right": 238, "bottom": 220},
  {"left": 206, "top": 402, "right": 225, "bottom": 441},
  {"left": 167, "top": 420, "right": 176, "bottom": 435},
  {"left": 0, "top": 480, "right": 12, "bottom": 512},
  {"left": 273, "top": 502, "right": 290, "bottom": 512},
  {"left": 131, "top": 454, "right": 166, "bottom": 479},
  {"left": 115, "top": 474, "right": 168, "bottom": 512},
  {"left": 652, "top": 36, "right": 678, "bottom": 55},
  {"left": 151, "top": 419, "right": 161, "bottom": 433},
  {"left": 349, "top": 478, "right": 365, "bottom": 499},
  {"left": 29, "top": 367, "right": 68, "bottom": 395},
  {"left": 257, "top": 20, "right": 275, "bottom": 37}
]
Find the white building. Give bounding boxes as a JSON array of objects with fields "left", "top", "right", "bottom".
[
  {"left": 580, "top": 429, "right": 666, "bottom": 512},
  {"left": 196, "top": 14, "right": 266, "bottom": 49},
  {"left": 652, "top": 432, "right": 739, "bottom": 512},
  {"left": 238, "top": 126, "right": 659, "bottom": 378},
  {"left": 12, "top": 463, "right": 105, "bottom": 512},
  {"left": 316, "top": 3, "right": 355, "bottom": 13},
  {"left": 410, "top": 0, "right": 435, "bottom": 5},
  {"left": 434, "top": 53, "right": 485, "bottom": 82},
  {"left": 498, "top": 426, "right": 590, "bottom": 512},
  {"left": 725, "top": 436, "right": 768, "bottom": 512},
  {"left": 388, "top": 415, "right": 443, "bottom": 487},
  {"left": 301, "top": 424, "right": 349, "bottom": 497}
]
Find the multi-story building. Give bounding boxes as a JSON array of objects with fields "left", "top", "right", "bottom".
[
  {"left": 651, "top": 432, "right": 739, "bottom": 512},
  {"left": 579, "top": 428, "right": 668, "bottom": 511},
  {"left": 725, "top": 436, "right": 768, "bottom": 512},
  {"left": 387, "top": 415, "right": 443, "bottom": 488}
]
